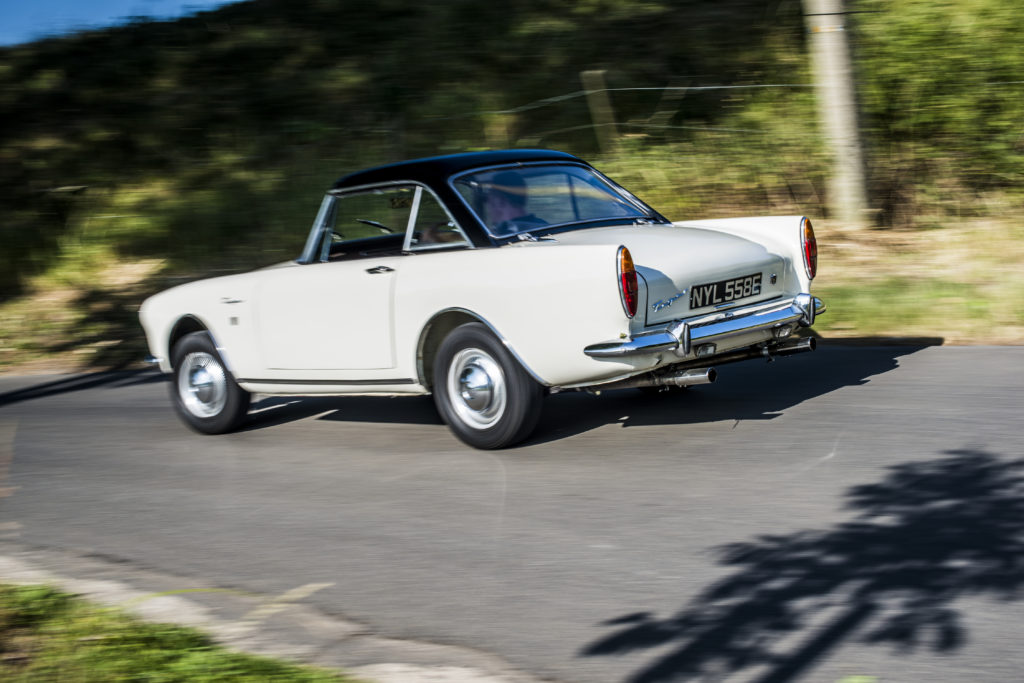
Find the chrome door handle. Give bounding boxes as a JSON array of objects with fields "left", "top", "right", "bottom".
[
  {"left": 365, "top": 265, "right": 394, "bottom": 274},
  {"left": 220, "top": 297, "right": 244, "bottom": 304}
]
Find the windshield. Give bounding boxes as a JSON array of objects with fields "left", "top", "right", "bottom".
[{"left": 451, "top": 163, "right": 664, "bottom": 238}]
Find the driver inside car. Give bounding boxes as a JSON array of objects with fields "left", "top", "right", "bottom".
[{"left": 483, "top": 171, "right": 547, "bottom": 235}]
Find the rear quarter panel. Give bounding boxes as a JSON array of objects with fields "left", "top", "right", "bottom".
[{"left": 392, "top": 242, "right": 656, "bottom": 387}]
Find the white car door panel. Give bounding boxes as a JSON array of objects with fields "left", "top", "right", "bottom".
[{"left": 255, "top": 260, "right": 397, "bottom": 371}]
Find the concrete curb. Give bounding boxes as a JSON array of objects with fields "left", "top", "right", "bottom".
[{"left": 0, "top": 543, "right": 551, "bottom": 683}]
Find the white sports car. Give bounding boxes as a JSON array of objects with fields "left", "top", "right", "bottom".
[{"left": 140, "top": 149, "right": 825, "bottom": 448}]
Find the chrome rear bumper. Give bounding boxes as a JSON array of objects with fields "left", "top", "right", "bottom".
[{"left": 584, "top": 294, "right": 826, "bottom": 359}]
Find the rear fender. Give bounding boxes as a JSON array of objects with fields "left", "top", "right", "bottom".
[
  {"left": 673, "top": 216, "right": 813, "bottom": 292},
  {"left": 396, "top": 243, "right": 652, "bottom": 387}
]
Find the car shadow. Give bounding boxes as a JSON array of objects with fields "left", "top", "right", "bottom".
[
  {"left": 243, "top": 394, "right": 444, "bottom": 431},
  {"left": 239, "top": 343, "right": 935, "bottom": 441},
  {"left": 522, "top": 343, "right": 935, "bottom": 446},
  {"left": 579, "top": 447, "right": 1024, "bottom": 682}
]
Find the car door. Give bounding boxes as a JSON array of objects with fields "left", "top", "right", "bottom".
[
  {"left": 253, "top": 184, "right": 421, "bottom": 372},
  {"left": 254, "top": 258, "right": 398, "bottom": 371},
  {"left": 253, "top": 182, "right": 472, "bottom": 375}
]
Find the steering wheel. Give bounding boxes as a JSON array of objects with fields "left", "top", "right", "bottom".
[{"left": 357, "top": 219, "right": 394, "bottom": 234}]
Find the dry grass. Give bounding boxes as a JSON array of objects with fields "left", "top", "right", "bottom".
[{"left": 814, "top": 218, "right": 1024, "bottom": 344}]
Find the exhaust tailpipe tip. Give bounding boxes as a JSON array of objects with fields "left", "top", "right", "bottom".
[
  {"left": 774, "top": 336, "right": 816, "bottom": 357},
  {"left": 661, "top": 367, "right": 716, "bottom": 388}
]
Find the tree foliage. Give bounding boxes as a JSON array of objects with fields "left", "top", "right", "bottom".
[
  {"left": 0, "top": 0, "right": 1021, "bottom": 296},
  {"left": 853, "top": 0, "right": 1024, "bottom": 221}
]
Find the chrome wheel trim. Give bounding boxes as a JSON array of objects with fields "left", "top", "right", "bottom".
[
  {"left": 446, "top": 347, "right": 506, "bottom": 430},
  {"left": 178, "top": 351, "right": 227, "bottom": 418}
]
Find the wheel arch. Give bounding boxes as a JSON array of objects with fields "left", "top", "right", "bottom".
[
  {"left": 416, "top": 308, "right": 546, "bottom": 391},
  {"left": 167, "top": 315, "right": 235, "bottom": 375}
]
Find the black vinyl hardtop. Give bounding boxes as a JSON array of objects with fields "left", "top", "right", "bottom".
[
  {"left": 329, "top": 149, "right": 588, "bottom": 247},
  {"left": 330, "top": 149, "right": 584, "bottom": 191}
]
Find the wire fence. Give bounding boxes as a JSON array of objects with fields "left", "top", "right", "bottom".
[{"left": 444, "top": 83, "right": 817, "bottom": 119}]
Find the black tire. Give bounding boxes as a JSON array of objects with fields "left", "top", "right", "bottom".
[
  {"left": 169, "top": 331, "right": 251, "bottom": 434},
  {"left": 432, "top": 323, "right": 543, "bottom": 449}
]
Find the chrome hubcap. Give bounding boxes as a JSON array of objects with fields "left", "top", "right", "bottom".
[
  {"left": 178, "top": 351, "right": 227, "bottom": 418},
  {"left": 447, "top": 348, "right": 506, "bottom": 430}
]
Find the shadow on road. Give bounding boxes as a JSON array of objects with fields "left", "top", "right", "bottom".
[
  {"left": 525, "top": 343, "right": 930, "bottom": 445},
  {"left": 2, "top": 345, "right": 930, "bottom": 442},
  {"left": 580, "top": 447, "right": 1024, "bottom": 682},
  {"left": 238, "top": 344, "right": 931, "bottom": 438},
  {"left": 0, "top": 369, "right": 165, "bottom": 407},
  {"left": 243, "top": 394, "right": 444, "bottom": 431}
]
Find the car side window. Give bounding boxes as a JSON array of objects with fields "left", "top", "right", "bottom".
[
  {"left": 317, "top": 186, "right": 415, "bottom": 262},
  {"left": 408, "top": 190, "right": 470, "bottom": 251},
  {"left": 314, "top": 185, "right": 469, "bottom": 262},
  {"left": 333, "top": 186, "right": 415, "bottom": 240}
]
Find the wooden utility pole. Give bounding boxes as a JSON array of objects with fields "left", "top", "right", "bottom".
[
  {"left": 804, "top": 0, "right": 869, "bottom": 229},
  {"left": 580, "top": 70, "right": 619, "bottom": 153}
]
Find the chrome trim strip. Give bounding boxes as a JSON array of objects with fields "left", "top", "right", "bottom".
[
  {"left": 584, "top": 330, "right": 680, "bottom": 358},
  {"left": 584, "top": 294, "right": 826, "bottom": 359},
  {"left": 236, "top": 378, "right": 416, "bottom": 386},
  {"left": 301, "top": 194, "right": 336, "bottom": 264},
  {"left": 401, "top": 186, "right": 424, "bottom": 252}
]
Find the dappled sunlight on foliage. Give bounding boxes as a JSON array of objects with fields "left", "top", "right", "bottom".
[
  {"left": 854, "top": 0, "right": 1024, "bottom": 225},
  {"left": 0, "top": 0, "right": 1022, "bottom": 367},
  {"left": 0, "top": 0, "right": 812, "bottom": 298}
]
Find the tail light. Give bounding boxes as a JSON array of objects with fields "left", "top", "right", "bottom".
[
  {"left": 801, "top": 217, "right": 818, "bottom": 279},
  {"left": 617, "top": 246, "right": 638, "bottom": 318}
]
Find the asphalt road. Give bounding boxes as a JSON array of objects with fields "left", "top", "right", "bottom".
[{"left": 2, "top": 344, "right": 1023, "bottom": 683}]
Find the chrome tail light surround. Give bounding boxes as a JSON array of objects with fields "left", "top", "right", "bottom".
[
  {"left": 801, "top": 216, "right": 818, "bottom": 280},
  {"left": 617, "top": 246, "right": 639, "bottom": 318}
]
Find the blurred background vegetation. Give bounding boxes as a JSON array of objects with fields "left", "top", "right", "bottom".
[{"left": 1, "top": 0, "right": 1022, "bottom": 370}]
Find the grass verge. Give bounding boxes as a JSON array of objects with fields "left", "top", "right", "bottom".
[
  {"left": 1, "top": 217, "right": 1022, "bottom": 375},
  {"left": 1, "top": 583, "right": 354, "bottom": 682},
  {"left": 813, "top": 218, "right": 1024, "bottom": 345}
]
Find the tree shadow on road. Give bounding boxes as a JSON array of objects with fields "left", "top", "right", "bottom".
[{"left": 581, "top": 448, "right": 1024, "bottom": 682}]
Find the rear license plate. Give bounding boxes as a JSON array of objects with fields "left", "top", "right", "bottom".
[{"left": 689, "top": 272, "right": 762, "bottom": 309}]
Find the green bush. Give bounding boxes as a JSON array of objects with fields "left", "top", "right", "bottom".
[{"left": 854, "top": 0, "right": 1024, "bottom": 221}]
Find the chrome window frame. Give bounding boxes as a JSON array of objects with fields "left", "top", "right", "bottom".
[
  {"left": 448, "top": 161, "right": 664, "bottom": 239},
  {"left": 299, "top": 180, "right": 472, "bottom": 264}
]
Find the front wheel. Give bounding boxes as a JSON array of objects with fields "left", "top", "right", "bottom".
[
  {"left": 170, "top": 331, "right": 251, "bottom": 434},
  {"left": 433, "top": 323, "right": 543, "bottom": 449}
]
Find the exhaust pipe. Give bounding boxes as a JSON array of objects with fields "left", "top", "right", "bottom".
[
  {"left": 587, "top": 367, "right": 717, "bottom": 392},
  {"left": 576, "top": 336, "right": 815, "bottom": 394},
  {"left": 772, "top": 336, "right": 816, "bottom": 356},
  {"left": 659, "top": 367, "right": 717, "bottom": 388}
]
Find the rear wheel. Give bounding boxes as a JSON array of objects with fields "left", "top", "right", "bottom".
[
  {"left": 433, "top": 323, "right": 543, "bottom": 449},
  {"left": 170, "top": 332, "right": 250, "bottom": 434}
]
